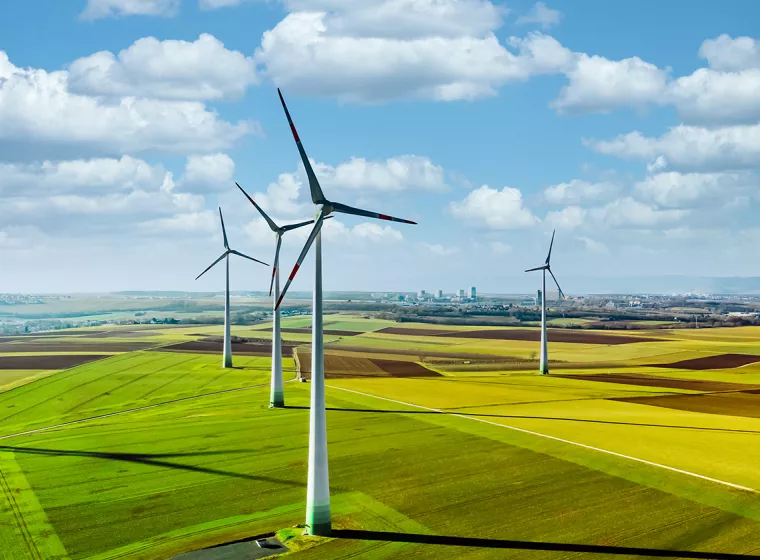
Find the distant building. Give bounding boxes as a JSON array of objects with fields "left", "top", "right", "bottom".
[
  {"left": 470, "top": 286, "right": 477, "bottom": 299},
  {"left": 436, "top": 289, "right": 443, "bottom": 298},
  {"left": 536, "top": 289, "right": 542, "bottom": 306},
  {"left": 458, "top": 289, "right": 465, "bottom": 298},
  {"left": 418, "top": 289, "right": 426, "bottom": 298}
]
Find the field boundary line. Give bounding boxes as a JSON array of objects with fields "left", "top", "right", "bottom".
[{"left": 328, "top": 385, "right": 758, "bottom": 494}]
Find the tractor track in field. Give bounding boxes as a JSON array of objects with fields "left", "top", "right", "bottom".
[
  {"left": 0, "top": 460, "right": 42, "bottom": 560},
  {"left": 329, "top": 385, "right": 758, "bottom": 494},
  {"left": 0, "top": 353, "right": 171, "bottom": 425},
  {"left": 64, "top": 354, "right": 202, "bottom": 414},
  {"left": 136, "top": 356, "right": 207, "bottom": 401},
  {"left": 0, "top": 377, "right": 296, "bottom": 443}
]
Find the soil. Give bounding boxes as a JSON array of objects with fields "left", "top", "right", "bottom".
[
  {"left": 554, "top": 373, "right": 757, "bottom": 392},
  {"left": 370, "top": 359, "right": 440, "bottom": 377},
  {"left": 0, "top": 354, "right": 110, "bottom": 370},
  {"left": 650, "top": 354, "right": 760, "bottom": 370},
  {"left": 616, "top": 391, "right": 760, "bottom": 420},
  {"left": 159, "top": 337, "right": 300, "bottom": 356},
  {"left": 280, "top": 328, "right": 363, "bottom": 336},
  {"left": 376, "top": 327, "right": 661, "bottom": 345},
  {"left": 0, "top": 341, "right": 155, "bottom": 353}
]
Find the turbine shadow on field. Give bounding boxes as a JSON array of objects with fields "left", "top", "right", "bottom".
[
  {"left": 0, "top": 445, "right": 304, "bottom": 486},
  {"left": 284, "top": 406, "right": 760, "bottom": 436},
  {"left": 332, "top": 529, "right": 760, "bottom": 559}
]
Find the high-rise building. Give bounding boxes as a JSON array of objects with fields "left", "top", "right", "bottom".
[
  {"left": 536, "top": 289, "right": 542, "bottom": 306},
  {"left": 458, "top": 289, "right": 465, "bottom": 298},
  {"left": 436, "top": 289, "right": 443, "bottom": 298},
  {"left": 470, "top": 286, "right": 477, "bottom": 299},
  {"left": 418, "top": 289, "right": 426, "bottom": 298}
]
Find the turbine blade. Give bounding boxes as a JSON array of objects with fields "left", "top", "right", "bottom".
[
  {"left": 545, "top": 229, "right": 556, "bottom": 265},
  {"left": 281, "top": 218, "right": 314, "bottom": 232},
  {"left": 269, "top": 234, "right": 282, "bottom": 297},
  {"left": 275, "top": 211, "right": 326, "bottom": 310},
  {"left": 277, "top": 89, "right": 327, "bottom": 205},
  {"left": 331, "top": 201, "right": 417, "bottom": 225},
  {"left": 219, "top": 207, "right": 229, "bottom": 249},
  {"left": 548, "top": 268, "right": 564, "bottom": 300},
  {"left": 236, "top": 182, "right": 279, "bottom": 232},
  {"left": 195, "top": 251, "right": 228, "bottom": 281},
  {"left": 229, "top": 249, "right": 269, "bottom": 267},
  {"left": 525, "top": 265, "right": 546, "bottom": 273}
]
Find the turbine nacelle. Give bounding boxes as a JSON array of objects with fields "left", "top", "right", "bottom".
[
  {"left": 195, "top": 207, "right": 269, "bottom": 280},
  {"left": 525, "top": 229, "right": 564, "bottom": 301},
  {"left": 273, "top": 89, "right": 417, "bottom": 310}
]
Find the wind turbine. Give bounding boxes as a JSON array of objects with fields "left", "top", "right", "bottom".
[
  {"left": 525, "top": 230, "right": 564, "bottom": 375},
  {"left": 235, "top": 181, "right": 315, "bottom": 408},
  {"left": 274, "top": 89, "right": 417, "bottom": 537},
  {"left": 196, "top": 208, "right": 268, "bottom": 369}
]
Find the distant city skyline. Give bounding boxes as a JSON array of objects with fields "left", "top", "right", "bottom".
[{"left": 2, "top": 2, "right": 760, "bottom": 293}]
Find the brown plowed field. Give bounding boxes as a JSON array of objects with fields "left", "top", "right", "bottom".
[
  {"left": 281, "top": 328, "right": 362, "bottom": 336},
  {"left": 650, "top": 354, "right": 760, "bottom": 370},
  {"left": 377, "top": 327, "right": 460, "bottom": 336},
  {"left": 554, "top": 373, "right": 757, "bottom": 392},
  {"left": 0, "top": 341, "right": 154, "bottom": 353},
  {"left": 298, "top": 351, "right": 439, "bottom": 379},
  {"left": 83, "top": 330, "right": 161, "bottom": 338},
  {"left": 325, "top": 343, "right": 507, "bottom": 361},
  {"left": 617, "top": 392, "right": 760, "bottom": 419},
  {"left": 0, "top": 354, "right": 110, "bottom": 370},
  {"left": 376, "top": 327, "right": 661, "bottom": 345},
  {"left": 371, "top": 359, "right": 440, "bottom": 377},
  {"left": 159, "top": 338, "right": 299, "bottom": 356}
]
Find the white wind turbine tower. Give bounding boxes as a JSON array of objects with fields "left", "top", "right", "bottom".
[
  {"left": 235, "top": 182, "right": 315, "bottom": 407},
  {"left": 525, "top": 230, "right": 564, "bottom": 375},
  {"left": 196, "top": 208, "right": 269, "bottom": 369},
  {"left": 275, "top": 89, "right": 417, "bottom": 536}
]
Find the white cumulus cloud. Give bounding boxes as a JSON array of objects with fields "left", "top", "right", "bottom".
[
  {"left": 449, "top": 185, "right": 539, "bottom": 229},
  {"left": 587, "top": 123, "right": 760, "bottom": 172},
  {"left": 635, "top": 171, "right": 745, "bottom": 208},
  {"left": 255, "top": 2, "right": 573, "bottom": 103},
  {"left": 544, "top": 179, "right": 619, "bottom": 204},
  {"left": 181, "top": 153, "right": 236, "bottom": 192},
  {"left": 699, "top": 34, "right": 760, "bottom": 72},
  {"left": 553, "top": 54, "right": 669, "bottom": 114},
  {"left": 545, "top": 206, "right": 587, "bottom": 230},
  {"left": 0, "top": 51, "right": 253, "bottom": 159},
  {"left": 315, "top": 155, "right": 447, "bottom": 192},
  {"left": 516, "top": 2, "right": 562, "bottom": 30},
  {"left": 68, "top": 34, "right": 258, "bottom": 101},
  {"left": 80, "top": 0, "right": 180, "bottom": 20}
]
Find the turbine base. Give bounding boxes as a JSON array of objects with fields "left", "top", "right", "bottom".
[
  {"left": 305, "top": 521, "right": 332, "bottom": 537},
  {"left": 269, "top": 393, "right": 285, "bottom": 408}
]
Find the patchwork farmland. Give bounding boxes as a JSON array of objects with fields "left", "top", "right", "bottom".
[{"left": 3, "top": 315, "right": 760, "bottom": 558}]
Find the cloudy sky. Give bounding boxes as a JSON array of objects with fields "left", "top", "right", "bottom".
[{"left": 2, "top": 0, "right": 760, "bottom": 294}]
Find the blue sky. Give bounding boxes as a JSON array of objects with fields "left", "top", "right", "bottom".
[{"left": 1, "top": 0, "right": 759, "bottom": 295}]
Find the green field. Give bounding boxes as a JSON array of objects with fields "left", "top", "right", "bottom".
[{"left": 3, "top": 314, "right": 760, "bottom": 559}]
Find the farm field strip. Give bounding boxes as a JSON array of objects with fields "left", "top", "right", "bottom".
[
  {"left": 0, "top": 377, "right": 294, "bottom": 443},
  {"left": 6, "top": 376, "right": 760, "bottom": 558},
  {"left": 327, "top": 384, "right": 758, "bottom": 493},
  {"left": 0, "top": 352, "right": 288, "bottom": 433}
]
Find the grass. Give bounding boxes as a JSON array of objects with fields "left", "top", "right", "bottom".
[
  {"left": 4, "top": 315, "right": 760, "bottom": 558},
  {"left": 0, "top": 352, "right": 294, "bottom": 434},
  {"left": 7, "top": 383, "right": 760, "bottom": 559}
]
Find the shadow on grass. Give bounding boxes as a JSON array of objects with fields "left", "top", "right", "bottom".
[
  {"left": 0, "top": 445, "right": 304, "bottom": 486},
  {"left": 284, "top": 406, "right": 760, "bottom": 436},
  {"left": 333, "top": 530, "right": 760, "bottom": 559}
]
